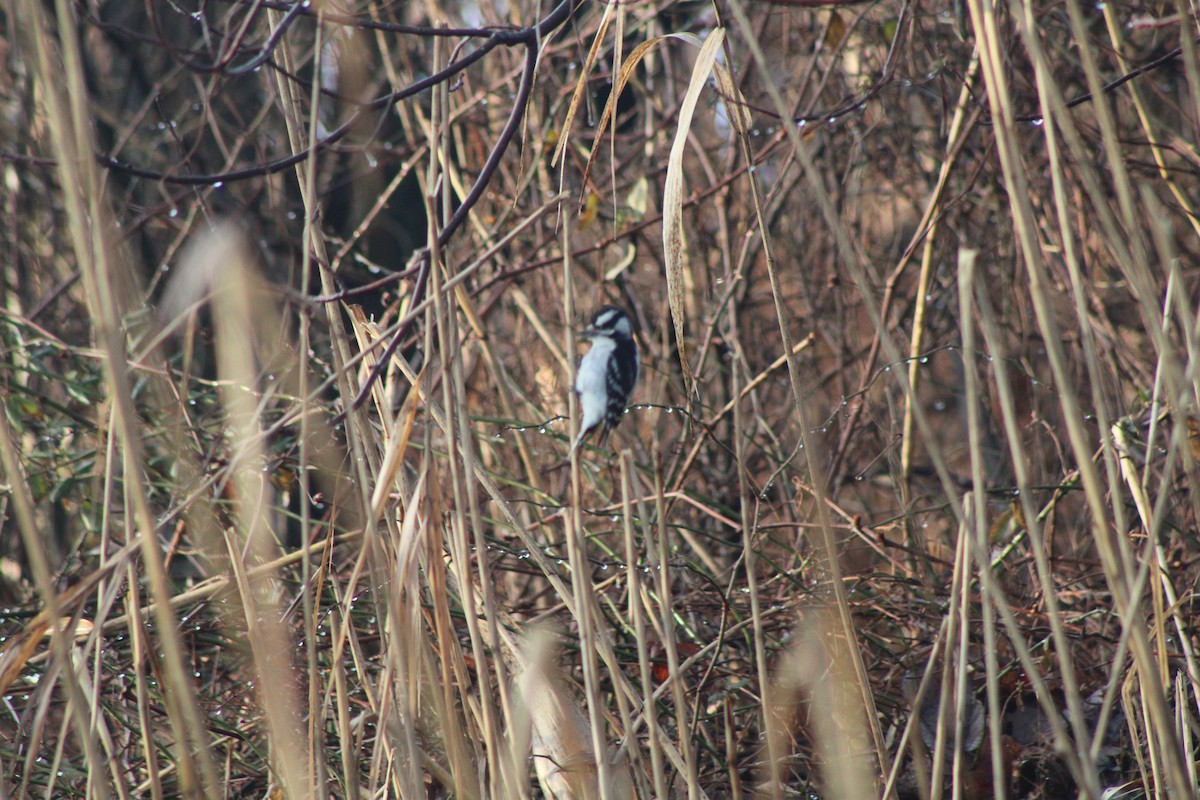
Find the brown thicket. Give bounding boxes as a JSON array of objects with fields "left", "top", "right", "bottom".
[{"left": 2, "top": 1, "right": 1199, "bottom": 798}]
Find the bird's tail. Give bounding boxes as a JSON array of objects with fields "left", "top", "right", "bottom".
[
  {"left": 568, "top": 420, "right": 610, "bottom": 459},
  {"left": 567, "top": 428, "right": 587, "bottom": 460}
]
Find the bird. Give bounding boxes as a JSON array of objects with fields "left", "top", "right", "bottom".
[{"left": 569, "top": 305, "right": 639, "bottom": 458}]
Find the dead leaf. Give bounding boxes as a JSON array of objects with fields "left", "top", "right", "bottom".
[
  {"left": 663, "top": 29, "right": 726, "bottom": 401},
  {"left": 551, "top": 1, "right": 616, "bottom": 168},
  {"left": 825, "top": 10, "right": 847, "bottom": 49},
  {"left": 578, "top": 191, "right": 600, "bottom": 229}
]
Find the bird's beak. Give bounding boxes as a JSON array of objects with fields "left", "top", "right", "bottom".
[{"left": 578, "top": 325, "right": 598, "bottom": 340}]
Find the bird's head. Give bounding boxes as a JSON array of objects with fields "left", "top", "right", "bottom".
[{"left": 580, "top": 305, "right": 633, "bottom": 341}]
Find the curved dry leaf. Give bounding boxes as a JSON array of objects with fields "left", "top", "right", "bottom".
[
  {"left": 551, "top": 0, "right": 616, "bottom": 169},
  {"left": 0, "top": 620, "right": 49, "bottom": 696},
  {"left": 712, "top": 59, "right": 751, "bottom": 136},
  {"left": 626, "top": 175, "right": 650, "bottom": 217},
  {"left": 47, "top": 617, "right": 94, "bottom": 640},
  {"left": 604, "top": 242, "right": 637, "bottom": 282},
  {"left": 578, "top": 36, "right": 665, "bottom": 203},
  {"left": 579, "top": 32, "right": 708, "bottom": 207},
  {"left": 663, "top": 29, "right": 725, "bottom": 401}
]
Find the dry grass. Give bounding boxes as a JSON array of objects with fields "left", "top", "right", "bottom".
[{"left": 2, "top": 0, "right": 1200, "bottom": 797}]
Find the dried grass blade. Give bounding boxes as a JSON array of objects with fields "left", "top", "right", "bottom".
[
  {"left": 183, "top": 223, "right": 310, "bottom": 798},
  {"left": 551, "top": 0, "right": 616, "bottom": 169},
  {"left": 663, "top": 28, "right": 725, "bottom": 401},
  {"left": 0, "top": 619, "right": 49, "bottom": 697},
  {"left": 579, "top": 36, "right": 668, "bottom": 199},
  {"left": 579, "top": 32, "right": 706, "bottom": 205},
  {"left": 370, "top": 380, "right": 421, "bottom": 521},
  {"left": 519, "top": 636, "right": 635, "bottom": 800}
]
